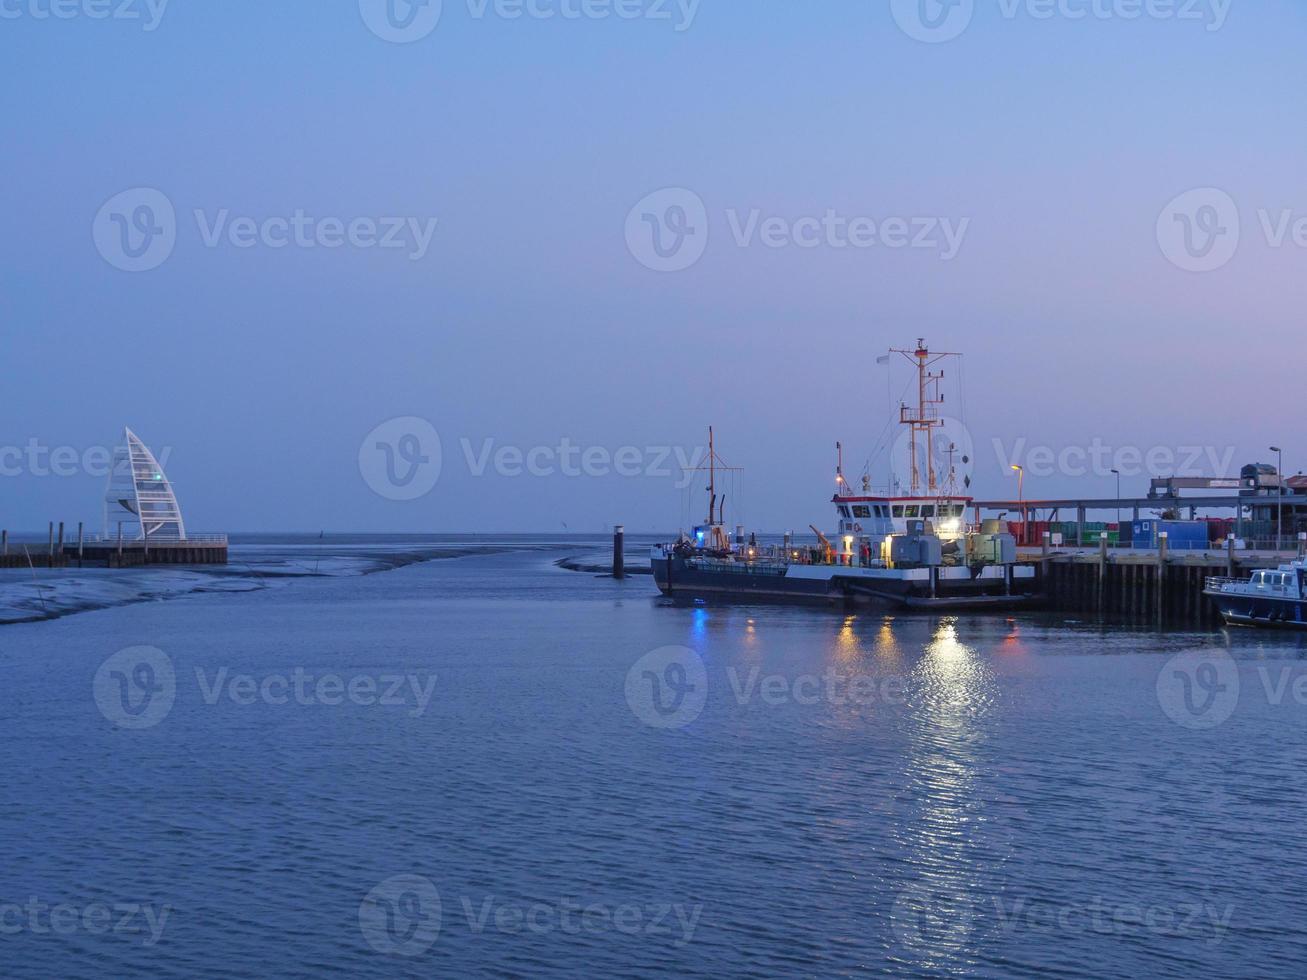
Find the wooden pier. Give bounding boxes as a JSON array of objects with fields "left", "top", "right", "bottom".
[
  {"left": 1033, "top": 539, "right": 1303, "bottom": 627},
  {"left": 0, "top": 524, "right": 228, "bottom": 568}
]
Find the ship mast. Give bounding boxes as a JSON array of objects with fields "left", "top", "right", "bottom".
[
  {"left": 689, "top": 426, "right": 741, "bottom": 550},
  {"left": 891, "top": 339, "right": 960, "bottom": 497}
]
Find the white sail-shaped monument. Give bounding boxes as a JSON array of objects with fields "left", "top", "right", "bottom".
[{"left": 103, "top": 428, "right": 187, "bottom": 541}]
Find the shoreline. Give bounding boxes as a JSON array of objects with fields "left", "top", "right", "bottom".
[{"left": 0, "top": 545, "right": 520, "bottom": 627}]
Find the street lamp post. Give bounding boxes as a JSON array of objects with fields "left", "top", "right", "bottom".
[
  {"left": 1012, "top": 464, "right": 1025, "bottom": 543},
  {"left": 1111, "top": 468, "right": 1121, "bottom": 531},
  {"left": 1271, "top": 446, "right": 1283, "bottom": 551}
]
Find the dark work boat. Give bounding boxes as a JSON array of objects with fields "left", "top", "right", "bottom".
[
  {"left": 651, "top": 342, "right": 1039, "bottom": 611},
  {"left": 1205, "top": 559, "right": 1307, "bottom": 630}
]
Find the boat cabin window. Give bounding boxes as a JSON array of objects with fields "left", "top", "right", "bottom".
[
  {"left": 877, "top": 506, "right": 889, "bottom": 518},
  {"left": 904, "top": 505, "right": 920, "bottom": 518},
  {"left": 852, "top": 505, "right": 871, "bottom": 519},
  {"left": 920, "top": 505, "right": 935, "bottom": 518},
  {"left": 892, "top": 505, "right": 904, "bottom": 518},
  {"left": 839, "top": 505, "right": 851, "bottom": 518}
]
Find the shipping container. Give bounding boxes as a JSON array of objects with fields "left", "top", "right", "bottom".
[{"left": 1131, "top": 520, "right": 1209, "bottom": 551}]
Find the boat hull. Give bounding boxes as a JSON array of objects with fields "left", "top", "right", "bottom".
[
  {"left": 1206, "top": 589, "right": 1307, "bottom": 630},
  {"left": 653, "top": 555, "right": 1038, "bottom": 611}
]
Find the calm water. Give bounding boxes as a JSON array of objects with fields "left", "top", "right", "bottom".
[{"left": 3, "top": 543, "right": 1307, "bottom": 978}]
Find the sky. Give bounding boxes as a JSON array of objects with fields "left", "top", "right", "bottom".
[{"left": 2, "top": 0, "right": 1304, "bottom": 533}]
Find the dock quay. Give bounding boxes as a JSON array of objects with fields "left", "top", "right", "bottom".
[
  {"left": 1030, "top": 544, "right": 1305, "bottom": 627},
  {"left": 0, "top": 525, "right": 228, "bottom": 568}
]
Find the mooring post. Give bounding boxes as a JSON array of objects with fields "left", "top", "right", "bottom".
[
  {"left": 612, "top": 525, "right": 625, "bottom": 579},
  {"left": 1, "top": 530, "right": 7, "bottom": 557},
  {"left": 77, "top": 522, "right": 84, "bottom": 567},
  {"left": 47, "top": 522, "right": 54, "bottom": 559},
  {"left": 57, "top": 522, "right": 64, "bottom": 563},
  {"left": 117, "top": 523, "right": 123, "bottom": 564},
  {"left": 1042, "top": 530, "right": 1050, "bottom": 558},
  {"left": 1098, "top": 533, "right": 1108, "bottom": 611},
  {"left": 1227, "top": 536, "right": 1236, "bottom": 577},
  {"left": 1157, "top": 532, "right": 1169, "bottom": 624}
]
